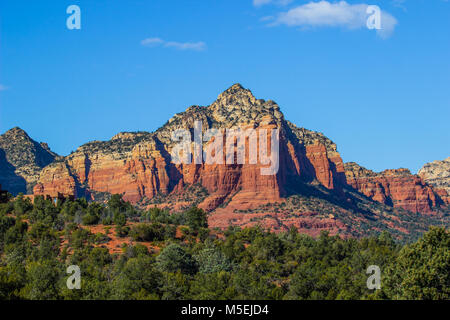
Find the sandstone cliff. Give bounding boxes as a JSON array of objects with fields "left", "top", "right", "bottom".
[
  {"left": 31, "top": 84, "right": 449, "bottom": 238},
  {"left": 344, "top": 162, "right": 449, "bottom": 213},
  {"left": 34, "top": 84, "right": 346, "bottom": 208}
]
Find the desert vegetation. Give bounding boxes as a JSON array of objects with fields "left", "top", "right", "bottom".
[{"left": 0, "top": 194, "right": 448, "bottom": 300}]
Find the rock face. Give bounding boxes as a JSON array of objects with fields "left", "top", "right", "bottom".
[
  {"left": 344, "top": 162, "right": 449, "bottom": 213},
  {"left": 31, "top": 84, "right": 449, "bottom": 238},
  {"left": 418, "top": 157, "right": 450, "bottom": 196},
  {"left": 0, "top": 127, "right": 59, "bottom": 195},
  {"left": 34, "top": 85, "right": 346, "bottom": 206}
]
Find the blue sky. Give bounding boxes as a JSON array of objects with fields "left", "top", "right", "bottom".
[{"left": 0, "top": 0, "right": 449, "bottom": 173}]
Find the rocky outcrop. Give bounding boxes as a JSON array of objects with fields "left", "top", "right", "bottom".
[
  {"left": 418, "top": 157, "right": 450, "bottom": 197},
  {"left": 34, "top": 84, "right": 346, "bottom": 210},
  {"left": 0, "top": 127, "right": 59, "bottom": 195},
  {"left": 344, "top": 162, "right": 449, "bottom": 213},
  {"left": 33, "top": 162, "right": 77, "bottom": 199},
  {"left": 30, "top": 84, "right": 449, "bottom": 237}
]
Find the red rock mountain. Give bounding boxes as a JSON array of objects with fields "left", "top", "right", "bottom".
[
  {"left": 33, "top": 84, "right": 346, "bottom": 204},
  {"left": 344, "top": 162, "right": 449, "bottom": 214},
  {"left": 29, "top": 84, "right": 449, "bottom": 239}
]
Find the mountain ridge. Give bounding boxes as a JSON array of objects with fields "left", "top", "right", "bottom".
[
  {"left": 418, "top": 157, "right": 450, "bottom": 195},
  {"left": 0, "top": 126, "right": 59, "bottom": 195},
  {"left": 1, "top": 84, "right": 448, "bottom": 239}
]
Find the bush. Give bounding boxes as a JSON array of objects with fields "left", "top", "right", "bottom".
[
  {"left": 113, "top": 212, "right": 126, "bottom": 227},
  {"left": 129, "top": 223, "right": 165, "bottom": 242},
  {"left": 115, "top": 225, "right": 130, "bottom": 238},
  {"left": 82, "top": 213, "right": 100, "bottom": 225}
]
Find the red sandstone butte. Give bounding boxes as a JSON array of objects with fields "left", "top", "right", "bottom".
[
  {"left": 33, "top": 84, "right": 448, "bottom": 231},
  {"left": 344, "top": 163, "right": 449, "bottom": 214},
  {"left": 34, "top": 85, "right": 346, "bottom": 211}
]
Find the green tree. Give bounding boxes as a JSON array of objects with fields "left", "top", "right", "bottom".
[
  {"left": 380, "top": 227, "right": 450, "bottom": 300},
  {"left": 112, "top": 256, "right": 161, "bottom": 299},
  {"left": 194, "top": 246, "right": 233, "bottom": 274},
  {"left": 82, "top": 202, "right": 104, "bottom": 225},
  {"left": 22, "top": 260, "right": 63, "bottom": 300},
  {"left": 156, "top": 244, "right": 197, "bottom": 275},
  {"left": 185, "top": 207, "right": 208, "bottom": 232},
  {"left": 189, "top": 271, "right": 234, "bottom": 300},
  {"left": 13, "top": 193, "right": 33, "bottom": 216}
]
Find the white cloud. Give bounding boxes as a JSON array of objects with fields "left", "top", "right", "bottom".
[
  {"left": 164, "top": 41, "right": 206, "bottom": 51},
  {"left": 253, "top": 0, "right": 293, "bottom": 7},
  {"left": 0, "top": 84, "right": 8, "bottom": 91},
  {"left": 141, "top": 37, "right": 206, "bottom": 51},
  {"left": 271, "top": 1, "right": 398, "bottom": 38},
  {"left": 140, "top": 38, "right": 164, "bottom": 46}
]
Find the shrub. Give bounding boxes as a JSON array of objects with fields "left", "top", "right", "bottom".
[{"left": 129, "top": 223, "right": 165, "bottom": 242}]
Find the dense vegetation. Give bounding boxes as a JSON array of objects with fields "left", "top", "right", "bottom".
[{"left": 0, "top": 194, "right": 448, "bottom": 300}]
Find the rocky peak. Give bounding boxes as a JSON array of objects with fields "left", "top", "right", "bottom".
[
  {"left": 153, "top": 84, "right": 341, "bottom": 158},
  {"left": 209, "top": 84, "right": 284, "bottom": 126},
  {"left": 0, "top": 127, "right": 58, "bottom": 194},
  {"left": 155, "top": 84, "right": 287, "bottom": 147},
  {"left": 344, "top": 162, "right": 377, "bottom": 179},
  {"left": 4, "top": 127, "right": 31, "bottom": 140},
  {"left": 216, "top": 83, "right": 256, "bottom": 104},
  {"left": 418, "top": 157, "right": 450, "bottom": 194}
]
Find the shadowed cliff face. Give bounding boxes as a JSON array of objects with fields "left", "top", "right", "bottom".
[
  {"left": 0, "top": 149, "right": 27, "bottom": 195},
  {"left": 0, "top": 127, "right": 58, "bottom": 195}
]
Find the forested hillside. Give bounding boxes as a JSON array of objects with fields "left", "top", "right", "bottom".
[{"left": 0, "top": 194, "right": 448, "bottom": 300}]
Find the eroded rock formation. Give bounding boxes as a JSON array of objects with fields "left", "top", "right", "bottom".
[
  {"left": 344, "top": 162, "right": 449, "bottom": 213},
  {"left": 34, "top": 84, "right": 346, "bottom": 209},
  {"left": 29, "top": 84, "right": 449, "bottom": 236}
]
